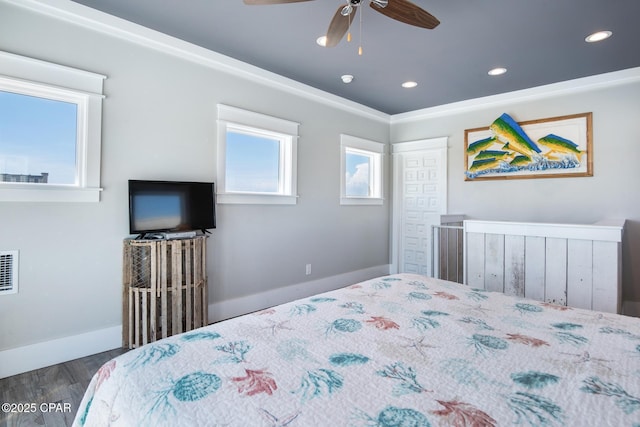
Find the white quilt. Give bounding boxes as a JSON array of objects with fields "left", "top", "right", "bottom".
[{"left": 75, "top": 273, "right": 640, "bottom": 426}]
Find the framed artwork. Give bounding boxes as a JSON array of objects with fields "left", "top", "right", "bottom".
[{"left": 464, "top": 112, "right": 592, "bottom": 180}]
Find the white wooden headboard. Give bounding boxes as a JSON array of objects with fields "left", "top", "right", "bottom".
[{"left": 464, "top": 219, "right": 625, "bottom": 314}]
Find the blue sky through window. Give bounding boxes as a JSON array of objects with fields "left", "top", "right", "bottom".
[
  {"left": 345, "top": 152, "right": 370, "bottom": 196},
  {"left": 0, "top": 90, "right": 77, "bottom": 184},
  {"left": 225, "top": 131, "right": 280, "bottom": 193}
]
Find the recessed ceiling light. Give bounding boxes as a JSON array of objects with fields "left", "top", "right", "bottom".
[
  {"left": 488, "top": 67, "right": 507, "bottom": 76},
  {"left": 316, "top": 36, "right": 327, "bottom": 47},
  {"left": 402, "top": 81, "right": 418, "bottom": 88},
  {"left": 585, "top": 30, "right": 612, "bottom": 43},
  {"left": 341, "top": 74, "right": 354, "bottom": 84}
]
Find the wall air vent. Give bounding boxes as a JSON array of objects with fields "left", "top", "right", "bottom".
[{"left": 0, "top": 250, "right": 18, "bottom": 295}]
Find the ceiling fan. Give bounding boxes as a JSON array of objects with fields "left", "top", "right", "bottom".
[{"left": 243, "top": 0, "right": 440, "bottom": 48}]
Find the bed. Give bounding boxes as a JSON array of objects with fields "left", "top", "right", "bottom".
[{"left": 74, "top": 273, "right": 640, "bottom": 426}]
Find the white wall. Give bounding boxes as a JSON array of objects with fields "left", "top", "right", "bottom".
[
  {"left": 0, "top": 0, "right": 390, "bottom": 373},
  {"left": 391, "top": 76, "right": 640, "bottom": 305}
]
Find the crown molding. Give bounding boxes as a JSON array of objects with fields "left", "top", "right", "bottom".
[
  {"left": 5, "top": 0, "right": 639, "bottom": 127},
  {"left": 391, "top": 67, "right": 640, "bottom": 124},
  {"left": 4, "top": 0, "right": 390, "bottom": 123}
]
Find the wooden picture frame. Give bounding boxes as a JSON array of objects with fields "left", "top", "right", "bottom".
[{"left": 464, "top": 112, "right": 592, "bottom": 181}]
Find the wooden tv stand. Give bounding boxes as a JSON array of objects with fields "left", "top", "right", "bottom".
[{"left": 122, "top": 235, "right": 208, "bottom": 348}]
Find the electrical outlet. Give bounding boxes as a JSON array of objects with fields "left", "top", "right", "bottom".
[{"left": 305, "top": 264, "right": 311, "bottom": 275}]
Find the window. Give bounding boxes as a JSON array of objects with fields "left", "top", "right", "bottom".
[
  {"left": 217, "top": 105, "right": 298, "bottom": 204},
  {"left": 1, "top": 90, "right": 77, "bottom": 186},
  {"left": 340, "top": 134, "right": 384, "bottom": 205},
  {"left": 0, "top": 51, "right": 105, "bottom": 202}
]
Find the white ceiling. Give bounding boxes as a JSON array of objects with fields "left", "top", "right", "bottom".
[{"left": 70, "top": 0, "right": 640, "bottom": 115}]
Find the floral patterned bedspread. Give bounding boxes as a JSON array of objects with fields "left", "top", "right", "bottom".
[{"left": 74, "top": 274, "right": 640, "bottom": 426}]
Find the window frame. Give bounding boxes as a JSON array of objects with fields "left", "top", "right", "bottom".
[
  {"left": 340, "top": 134, "right": 384, "bottom": 205},
  {"left": 0, "top": 51, "right": 105, "bottom": 202},
  {"left": 217, "top": 104, "right": 298, "bottom": 205}
]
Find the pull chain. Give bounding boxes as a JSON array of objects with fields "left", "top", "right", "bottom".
[
  {"left": 347, "top": 7, "right": 352, "bottom": 42},
  {"left": 358, "top": 2, "right": 363, "bottom": 55}
]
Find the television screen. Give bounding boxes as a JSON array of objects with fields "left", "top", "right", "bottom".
[{"left": 128, "top": 180, "right": 216, "bottom": 235}]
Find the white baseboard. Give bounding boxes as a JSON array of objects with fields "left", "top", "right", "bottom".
[
  {"left": 0, "top": 325, "right": 121, "bottom": 379},
  {"left": 0, "top": 265, "right": 391, "bottom": 379},
  {"left": 209, "top": 264, "right": 391, "bottom": 323}
]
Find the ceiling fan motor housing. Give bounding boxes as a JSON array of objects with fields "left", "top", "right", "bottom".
[{"left": 346, "top": 0, "right": 387, "bottom": 11}]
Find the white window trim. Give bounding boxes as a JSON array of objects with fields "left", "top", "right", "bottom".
[
  {"left": 340, "top": 134, "right": 385, "bottom": 205},
  {"left": 0, "top": 51, "right": 105, "bottom": 202},
  {"left": 217, "top": 104, "right": 298, "bottom": 205}
]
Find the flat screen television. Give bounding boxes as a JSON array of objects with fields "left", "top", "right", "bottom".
[{"left": 128, "top": 180, "right": 216, "bottom": 236}]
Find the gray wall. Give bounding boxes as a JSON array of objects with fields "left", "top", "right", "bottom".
[
  {"left": 391, "top": 81, "right": 640, "bottom": 305},
  {"left": 1, "top": 0, "right": 637, "bottom": 360},
  {"left": 0, "top": 2, "right": 389, "bottom": 351}
]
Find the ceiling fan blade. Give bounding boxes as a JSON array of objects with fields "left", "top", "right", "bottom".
[
  {"left": 370, "top": 0, "right": 439, "bottom": 29},
  {"left": 325, "top": 4, "right": 357, "bottom": 47},
  {"left": 243, "top": 0, "right": 314, "bottom": 5}
]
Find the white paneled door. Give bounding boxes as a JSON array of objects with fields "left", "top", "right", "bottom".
[{"left": 391, "top": 138, "right": 448, "bottom": 276}]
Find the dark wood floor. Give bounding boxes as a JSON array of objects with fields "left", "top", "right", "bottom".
[{"left": 0, "top": 348, "right": 127, "bottom": 427}]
